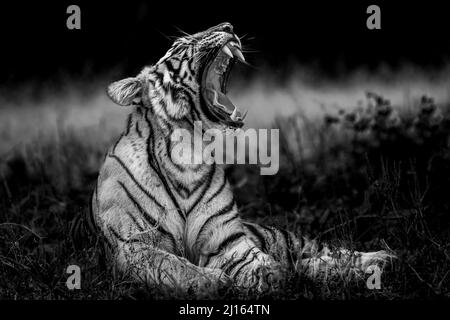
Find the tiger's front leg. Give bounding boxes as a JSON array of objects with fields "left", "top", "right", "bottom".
[
  {"left": 93, "top": 173, "right": 231, "bottom": 295},
  {"left": 300, "top": 247, "right": 395, "bottom": 277},
  {"left": 95, "top": 206, "right": 231, "bottom": 295},
  {"left": 189, "top": 170, "right": 284, "bottom": 292},
  {"left": 193, "top": 216, "right": 283, "bottom": 291},
  {"left": 203, "top": 236, "right": 283, "bottom": 291},
  {"left": 116, "top": 240, "right": 230, "bottom": 294},
  {"left": 242, "top": 222, "right": 395, "bottom": 277}
]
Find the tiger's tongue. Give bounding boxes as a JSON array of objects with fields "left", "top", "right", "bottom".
[
  {"left": 205, "top": 86, "right": 236, "bottom": 113},
  {"left": 215, "top": 90, "right": 236, "bottom": 113}
]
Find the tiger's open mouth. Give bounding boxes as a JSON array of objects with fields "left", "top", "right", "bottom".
[{"left": 201, "top": 41, "right": 247, "bottom": 128}]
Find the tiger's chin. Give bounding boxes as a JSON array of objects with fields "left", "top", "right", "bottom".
[{"left": 201, "top": 40, "right": 247, "bottom": 129}]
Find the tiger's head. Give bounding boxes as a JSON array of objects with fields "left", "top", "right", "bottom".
[{"left": 107, "top": 22, "right": 246, "bottom": 130}]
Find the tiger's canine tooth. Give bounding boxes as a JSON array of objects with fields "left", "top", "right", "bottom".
[
  {"left": 230, "top": 107, "right": 238, "bottom": 121},
  {"left": 231, "top": 47, "right": 245, "bottom": 62},
  {"left": 222, "top": 45, "right": 233, "bottom": 58}
]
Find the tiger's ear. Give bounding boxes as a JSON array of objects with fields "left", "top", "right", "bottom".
[{"left": 107, "top": 77, "right": 142, "bottom": 106}]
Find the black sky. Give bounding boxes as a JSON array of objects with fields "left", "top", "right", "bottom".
[{"left": 1, "top": 1, "right": 450, "bottom": 86}]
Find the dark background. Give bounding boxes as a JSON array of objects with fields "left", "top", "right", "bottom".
[{"left": 0, "top": 0, "right": 449, "bottom": 86}]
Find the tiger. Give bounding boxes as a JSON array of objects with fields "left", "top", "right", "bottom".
[{"left": 90, "top": 22, "right": 394, "bottom": 294}]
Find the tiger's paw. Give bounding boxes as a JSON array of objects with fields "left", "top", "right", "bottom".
[
  {"left": 234, "top": 255, "right": 284, "bottom": 293},
  {"left": 255, "top": 262, "right": 284, "bottom": 293},
  {"left": 186, "top": 268, "right": 231, "bottom": 297}
]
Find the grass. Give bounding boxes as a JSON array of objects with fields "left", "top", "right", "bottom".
[{"left": 0, "top": 90, "right": 449, "bottom": 299}]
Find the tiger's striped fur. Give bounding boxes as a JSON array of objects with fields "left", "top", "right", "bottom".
[{"left": 91, "top": 22, "right": 394, "bottom": 294}]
